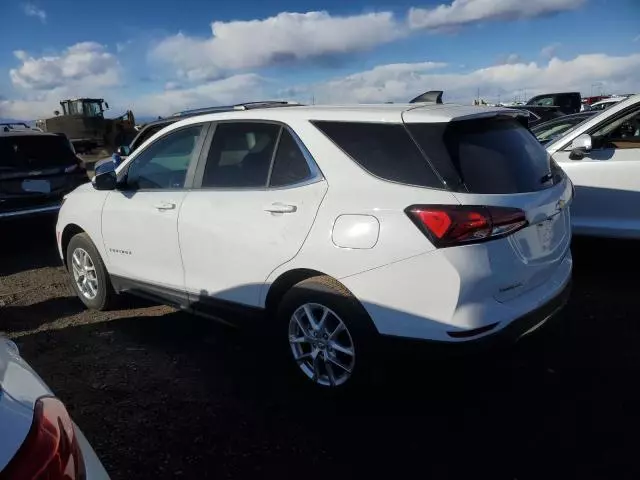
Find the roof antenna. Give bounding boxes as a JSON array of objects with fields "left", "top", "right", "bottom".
[{"left": 409, "top": 90, "right": 443, "bottom": 104}]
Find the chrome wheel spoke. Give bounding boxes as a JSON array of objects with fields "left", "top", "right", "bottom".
[
  {"left": 329, "top": 341, "right": 354, "bottom": 357},
  {"left": 304, "top": 304, "right": 319, "bottom": 331},
  {"left": 327, "top": 354, "right": 352, "bottom": 374},
  {"left": 289, "top": 335, "right": 307, "bottom": 344},
  {"left": 295, "top": 352, "right": 312, "bottom": 363},
  {"left": 293, "top": 311, "right": 310, "bottom": 337},
  {"left": 312, "top": 351, "right": 322, "bottom": 381},
  {"left": 324, "top": 354, "right": 337, "bottom": 387},
  {"left": 328, "top": 322, "right": 345, "bottom": 340}
]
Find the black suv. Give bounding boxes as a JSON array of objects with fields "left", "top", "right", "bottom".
[
  {"left": 0, "top": 130, "right": 88, "bottom": 220},
  {"left": 526, "top": 92, "right": 582, "bottom": 115}
]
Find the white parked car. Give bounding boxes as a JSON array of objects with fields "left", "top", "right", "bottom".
[
  {"left": 0, "top": 336, "right": 108, "bottom": 478},
  {"left": 56, "top": 103, "right": 573, "bottom": 389},
  {"left": 585, "top": 96, "right": 627, "bottom": 112},
  {"left": 546, "top": 94, "right": 640, "bottom": 239}
]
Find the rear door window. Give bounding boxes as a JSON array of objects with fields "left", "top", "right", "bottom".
[
  {"left": 407, "top": 118, "right": 561, "bottom": 194},
  {"left": 269, "top": 129, "right": 312, "bottom": 187},
  {"left": 312, "top": 121, "right": 441, "bottom": 188},
  {"left": 201, "top": 122, "right": 280, "bottom": 188}
]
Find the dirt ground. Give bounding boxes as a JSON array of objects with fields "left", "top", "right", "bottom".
[{"left": 1, "top": 217, "right": 640, "bottom": 479}]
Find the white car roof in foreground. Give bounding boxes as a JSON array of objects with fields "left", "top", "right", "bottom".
[
  {"left": 170, "top": 103, "right": 519, "bottom": 128},
  {"left": 546, "top": 94, "right": 640, "bottom": 153}
]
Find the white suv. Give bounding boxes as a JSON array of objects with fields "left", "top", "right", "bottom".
[{"left": 56, "top": 103, "right": 573, "bottom": 388}]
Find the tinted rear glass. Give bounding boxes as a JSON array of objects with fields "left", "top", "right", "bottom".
[
  {"left": 408, "top": 118, "right": 561, "bottom": 194},
  {"left": 312, "top": 121, "right": 441, "bottom": 188},
  {"left": 0, "top": 135, "right": 77, "bottom": 170}
]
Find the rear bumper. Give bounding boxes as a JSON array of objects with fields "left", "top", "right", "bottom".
[
  {"left": 446, "top": 277, "right": 571, "bottom": 347},
  {"left": 0, "top": 203, "right": 61, "bottom": 220}
]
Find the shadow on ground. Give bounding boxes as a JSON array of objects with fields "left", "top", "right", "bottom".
[
  {"left": 10, "top": 236, "right": 640, "bottom": 480},
  {"left": 0, "top": 216, "right": 60, "bottom": 276}
]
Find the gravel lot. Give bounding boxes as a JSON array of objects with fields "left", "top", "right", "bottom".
[{"left": 1, "top": 217, "right": 639, "bottom": 479}]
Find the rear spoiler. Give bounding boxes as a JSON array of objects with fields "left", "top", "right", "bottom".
[{"left": 409, "top": 90, "right": 443, "bottom": 104}]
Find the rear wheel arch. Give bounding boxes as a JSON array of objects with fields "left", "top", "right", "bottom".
[{"left": 265, "top": 269, "right": 328, "bottom": 318}]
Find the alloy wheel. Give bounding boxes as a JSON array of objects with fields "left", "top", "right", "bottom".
[
  {"left": 71, "top": 247, "right": 99, "bottom": 300},
  {"left": 288, "top": 303, "right": 356, "bottom": 387}
]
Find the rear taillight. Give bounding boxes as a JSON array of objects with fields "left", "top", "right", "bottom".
[
  {"left": 1, "top": 396, "right": 86, "bottom": 480},
  {"left": 406, "top": 205, "right": 528, "bottom": 248}
]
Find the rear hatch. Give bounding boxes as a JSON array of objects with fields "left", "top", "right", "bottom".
[
  {"left": 0, "top": 134, "right": 86, "bottom": 212},
  {"left": 403, "top": 108, "right": 572, "bottom": 302}
]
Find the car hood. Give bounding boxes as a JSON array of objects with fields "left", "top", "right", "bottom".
[{"left": 0, "top": 337, "right": 51, "bottom": 470}]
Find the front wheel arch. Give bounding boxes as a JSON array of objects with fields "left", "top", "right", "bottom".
[{"left": 61, "top": 223, "right": 85, "bottom": 270}]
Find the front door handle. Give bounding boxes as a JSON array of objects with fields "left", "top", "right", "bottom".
[
  {"left": 154, "top": 202, "right": 176, "bottom": 211},
  {"left": 264, "top": 203, "right": 297, "bottom": 214}
]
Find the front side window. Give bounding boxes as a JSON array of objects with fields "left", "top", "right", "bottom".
[
  {"left": 130, "top": 123, "right": 171, "bottom": 153},
  {"left": 591, "top": 107, "right": 640, "bottom": 149},
  {"left": 125, "top": 125, "right": 203, "bottom": 190},
  {"left": 201, "top": 122, "right": 280, "bottom": 188}
]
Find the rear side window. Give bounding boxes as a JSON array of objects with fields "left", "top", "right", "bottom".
[
  {"left": 408, "top": 119, "right": 560, "bottom": 194},
  {"left": 0, "top": 135, "right": 77, "bottom": 170},
  {"left": 312, "top": 121, "right": 441, "bottom": 188}
]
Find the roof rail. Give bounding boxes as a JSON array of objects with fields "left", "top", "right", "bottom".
[
  {"left": 409, "top": 90, "right": 444, "bottom": 104},
  {"left": 233, "top": 100, "right": 303, "bottom": 110},
  {"left": 171, "top": 105, "right": 237, "bottom": 117},
  {"left": 171, "top": 100, "right": 302, "bottom": 118}
]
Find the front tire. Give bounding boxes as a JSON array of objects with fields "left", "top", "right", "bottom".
[
  {"left": 277, "top": 276, "right": 377, "bottom": 390},
  {"left": 66, "top": 233, "right": 115, "bottom": 310}
]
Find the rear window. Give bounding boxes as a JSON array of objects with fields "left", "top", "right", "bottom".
[
  {"left": 0, "top": 135, "right": 77, "bottom": 170},
  {"left": 407, "top": 118, "right": 561, "bottom": 194},
  {"left": 312, "top": 121, "right": 441, "bottom": 188}
]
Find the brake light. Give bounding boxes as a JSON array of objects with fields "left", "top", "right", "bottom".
[
  {"left": 406, "top": 205, "right": 528, "bottom": 248},
  {"left": 1, "top": 396, "right": 86, "bottom": 480}
]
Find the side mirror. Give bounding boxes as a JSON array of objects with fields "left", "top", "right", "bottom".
[
  {"left": 569, "top": 133, "right": 592, "bottom": 160},
  {"left": 105, "top": 102, "right": 110, "bottom": 109},
  {"left": 116, "top": 145, "right": 131, "bottom": 157},
  {"left": 92, "top": 162, "right": 117, "bottom": 191}
]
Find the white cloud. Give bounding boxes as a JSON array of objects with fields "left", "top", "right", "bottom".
[
  {"left": 304, "top": 53, "right": 640, "bottom": 104},
  {"left": 1, "top": 43, "right": 122, "bottom": 120},
  {"left": 151, "top": 10, "right": 403, "bottom": 81},
  {"left": 131, "top": 74, "right": 267, "bottom": 117},
  {"left": 409, "top": 0, "right": 585, "bottom": 30},
  {"left": 10, "top": 42, "right": 121, "bottom": 90},
  {"left": 540, "top": 42, "right": 562, "bottom": 58},
  {"left": 22, "top": 2, "right": 46, "bottom": 23}
]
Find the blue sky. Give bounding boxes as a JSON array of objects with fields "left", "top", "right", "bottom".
[{"left": 1, "top": 0, "right": 639, "bottom": 119}]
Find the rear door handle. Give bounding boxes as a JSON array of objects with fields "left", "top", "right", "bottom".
[
  {"left": 154, "top": 202, "right": 176, "bottom": 211},
  {"left": 264, "top": 203, "right": 297, "bottom": 214}
]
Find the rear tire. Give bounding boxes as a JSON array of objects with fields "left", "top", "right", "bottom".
[
  {"left": 277, "top": 276, "right": 378, "bottom": 390},
  {"left": 66, "top": 233, "right": 115, "bottom": 311}
]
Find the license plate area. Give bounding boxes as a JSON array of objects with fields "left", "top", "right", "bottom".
[{"left": 22, "top": 179, "right": 51, "bottom": 193}]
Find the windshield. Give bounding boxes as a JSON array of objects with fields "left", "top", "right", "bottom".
[{"left": 0, "top": 135, "right": 77, "bottom": 170}]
